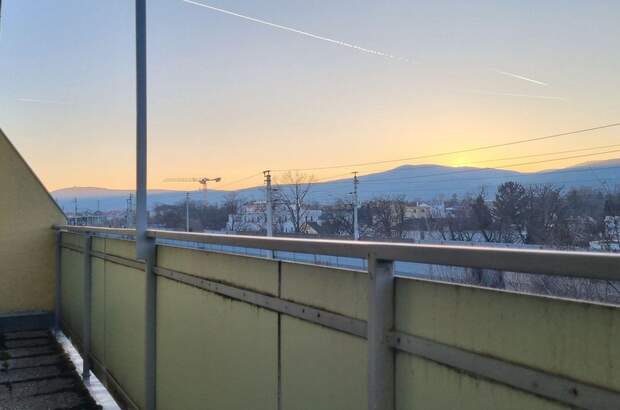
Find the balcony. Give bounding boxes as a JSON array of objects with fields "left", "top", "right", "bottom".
[
  {"left": 2, "top": 125, "right": 620, "bottom": 409},
  {"left": 3, "top": 224, "right": 617, "bottom": 409}
]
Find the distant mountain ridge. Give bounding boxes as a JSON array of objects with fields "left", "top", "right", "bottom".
[{"left": 52, "top": 160, "right": 620, "bottom": 212}]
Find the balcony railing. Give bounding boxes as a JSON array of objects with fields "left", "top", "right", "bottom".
[{"left": 55, "top": 224, "right": 620, "bottom": 410}]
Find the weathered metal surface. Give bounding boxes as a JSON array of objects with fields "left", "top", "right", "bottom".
[
  {"left": 389, "top": 332, "right": 620, "bottom": 410},
  {"left": 90, "top": 256, "right": 105, "bottom": 364},
  {"left": 395, "top": 352, "right": 569, "bottom": 410},
  {"left": 280, "top": 261, "right": 368, "bottom": 320},
  {"left": 105, "top": 238, "right": 140, "bottom": 260},
  {"left": 156, "top": 276, "right": 278, "bottom": 410},
  {"left": 144, "top": 228, "right": 620, "bottom": 280},
  {"left": 395, "top": 278, "right": 620, "bottom": 393},
  {"left": 281, "top": 316, "right": 367, "bottom": 410},
  {"left": 157, "top": 244, "right": 279, "bottom": 296},
  {"left": 104, "top": 260, "right": 147, "bottom": 409},
  {"left": 154, "top": 266, "right": 367, "bottom": 338},
  {"left": 60, "top": 247, "right": 85, "bottom": 346},
  {"left": 55, "top": 230, "right": 620, "bottom": 410},
  {"left": 367, "top": 256, "right": 394, "bottom": 410},
  {"left": 59, "top": 225, "right": 620, "bottom": 281},
  {"left": 61, "top": 231, "right": 85, "bottom": 249}
]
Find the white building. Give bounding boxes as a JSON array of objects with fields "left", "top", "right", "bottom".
[
  {"left": 226, "top": 201, "right": 323, "bottom": 234},
  {"left": 405, "top": 202, "right": 446, "bottom": 219}
]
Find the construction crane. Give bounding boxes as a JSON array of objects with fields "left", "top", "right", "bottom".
[{"left": 164, "top": 176, "right": 222, "bottom": 206}]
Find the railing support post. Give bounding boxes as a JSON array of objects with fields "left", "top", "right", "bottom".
[
  {"left": 367, "top": 253, "right": 394, "bottom": 410},
  {"left": 144, "top": 239, "right": 157, "bottom": 410},
  {"left": 54, "top": 230, "right": 62, "bottom": 333},
  {"left": 82, "top": 234, "right": 93, "bottom": 381}
]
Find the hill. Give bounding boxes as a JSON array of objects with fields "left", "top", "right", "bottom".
[{"left": 52, "top": 160, "right": 620, "bottom": 212}]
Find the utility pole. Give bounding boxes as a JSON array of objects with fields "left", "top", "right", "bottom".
[
  {"left": 264, "top": 170, "right": 273, "bottom": 237},
  {"left": 127, "top": 193, "right": 134, "bottom": 228},
  {"left": 353, "top": 171, "right": 360, "bottom": 240},
  {"left": 185, "top": 192, "right": 190, "bottom": 232},
  {"left": 73, "top": 198, "right": 78, "bottom": 225}
]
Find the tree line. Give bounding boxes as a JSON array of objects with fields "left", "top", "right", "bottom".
[{"left": 149, "top": 179, "right": 620, "bottom": 250}]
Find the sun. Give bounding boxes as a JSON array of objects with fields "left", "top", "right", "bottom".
[{"left": 450, "top": 155, "right": 473, "bottom": 168}]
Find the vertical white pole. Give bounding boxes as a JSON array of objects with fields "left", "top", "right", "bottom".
[
  {"left": 353, "top": 172, "right": 359, "bottom": 240},
  {"left": 367, "top": 253, "right": 394, "bottom": 410},
  {"left": 135, "top": 3, "right": 156, "bottom": 410},
  {"left": 265, "top": 171, "right": 273, "bottom": 237},
  {"left": 186, "top": 192, "right": 190, "bottom": 232},
  {"left": 135, "top": 0, "right": 148, "bottom": 258}
]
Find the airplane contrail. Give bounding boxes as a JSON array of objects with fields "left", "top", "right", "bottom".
[
  {"left": 183, "top": 0, "right": 551, "bottom": 88},
  {"left": 17, "top": 97, "right": 66, "bottom": 104},
  {"left": 494, "top": 70, "right": 548, "bottom": 86},
  {"left": 182, "top": 0, "right": 411, "bottom": 62}
]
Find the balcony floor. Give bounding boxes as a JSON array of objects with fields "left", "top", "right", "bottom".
[{"left": 0, "top": 329, "right": 99, "bottom": 410}]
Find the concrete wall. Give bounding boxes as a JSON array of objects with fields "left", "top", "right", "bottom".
[
  {"left": 58, "top": 235, "right": 620, "bottom": 410},
  {"left": 0, "top": 129, "right": 65, "bottom": 314}
]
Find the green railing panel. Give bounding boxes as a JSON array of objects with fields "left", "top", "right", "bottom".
[
  {"left": 104, "top": 260, "right": 147, "bottom": 409},
  {"left": 157, "top": 245, "right": 279, "bottom": 295},
  {"left": 90, "top": 256, "right": 105, "bottom": 363},
  {"left": 61, "top": 231, "right": 84, "bottom": 249},
  {"left": 156, "top": 276, "right": 278, "bottom": 410},
  {"left": 105, "top": 238, "right": 137, "bottom": 260},
  {"left": 92, "top": 237, "right": 105, "bottom": 253},
  {"left": 60, "top": 247, "right": 84, "bottom": 345},
  {"left": 395, "top": 352, "right": 567, "bottom": 410},
  {"left": 281, "top": 316, "right": 367, "bottom": 410},
  {"left": 281, "top": 262, "right": 368, "bottom": 320},
  {"left": 395, "top": 278, "right": 620, "bottom": 392}
]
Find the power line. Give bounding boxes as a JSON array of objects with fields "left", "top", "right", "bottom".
[
  {"left": 316, "top": 148, "right": 620, "bottom": 186},
  {"left": 311, "top": 142, "right": 620, "bottom": 185},
  {"left": 271, "top": 122, "right": 620, "bottom": 173},
  {"left": 313, "top": 165, "right": 620, "bottom": 190},
  {"left": 314, "top": 171, "right": 356, "bottom": 182},
  {"left": 218, "top": 172, "right": 264, "bottom": 189}
]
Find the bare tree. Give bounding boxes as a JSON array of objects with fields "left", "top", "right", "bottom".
[
  {"left": 471, "top": 188, "right": 499, "bottom": 242},
  {"left": 320, "top": 199, "right": 353, "bottom": 236},
  {"left": 275, "top": 172, "right": 315, "bottom": 233},
  {"left": 223, "top": 193, "right": 243, "bottom": 231},
  {"left": 366, "top": 195, "right": 408, "bottom": 239}
]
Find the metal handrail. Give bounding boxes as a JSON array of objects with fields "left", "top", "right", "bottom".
[{"left": 55, "top": 225, "right": 620, "bottom": 281}]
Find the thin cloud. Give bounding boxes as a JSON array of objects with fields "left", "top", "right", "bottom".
[
  {"left": 182, "top": 0, "right": 412, "bottom": 63},
  {"left": 495, "top": 70, "right": 548, "bottom": 86},
  {"left": 17, "top": 97, "right": 66, "bottom": 105}
]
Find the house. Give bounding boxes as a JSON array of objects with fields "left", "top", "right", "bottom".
[{"left": 226, "top": 200, "right": 323, "bottom": 234}]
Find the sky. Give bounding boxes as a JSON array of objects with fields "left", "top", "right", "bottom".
[{"left": 1, "top": 0, "right": 619, "bottom": 192}]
